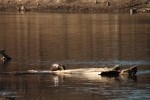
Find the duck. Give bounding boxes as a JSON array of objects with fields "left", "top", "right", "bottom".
[{"left": 0, "top": 49, "right": 11, "bottom": 63}]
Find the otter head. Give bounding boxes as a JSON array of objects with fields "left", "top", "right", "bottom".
[{"left": 50, "top": 63, "right": 66, "bottom": 71}]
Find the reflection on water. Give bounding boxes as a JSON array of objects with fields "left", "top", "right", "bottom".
[
  {"left": 0, "top": 12, "right": 150, "bottom": 100},
  {"left": 51, "top": 72, "right": 138, "bottom": 85},
  {"left": 0, "top": 13, "right": 149, "bottom": 63}
]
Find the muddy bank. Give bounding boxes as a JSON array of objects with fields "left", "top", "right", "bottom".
[{"left": 0, "top": 0, "right": 150, "bottom": 13}]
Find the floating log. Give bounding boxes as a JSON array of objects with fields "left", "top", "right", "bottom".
[
  {"left": 0, "top": 62, "right": 137, "bottom": 78},
  {"left": 100, "top": 71, "right": 120, "bottom": 77}
]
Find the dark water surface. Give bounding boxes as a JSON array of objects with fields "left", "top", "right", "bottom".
[{"left": 0, "top": 12, "right": 150, "bottom": 100}]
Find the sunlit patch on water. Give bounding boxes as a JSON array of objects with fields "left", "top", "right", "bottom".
[
  {"left": 65, "top": 80, "right": 150, "bottom": 100},
  {"left": 64, "top": 73, "right": 150, "bottom": 100}
]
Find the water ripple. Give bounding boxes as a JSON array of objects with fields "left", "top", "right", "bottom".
[{"left": 58, "top": 60, "right": 150, "bottom": 66}]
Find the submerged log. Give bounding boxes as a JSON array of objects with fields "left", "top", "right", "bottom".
[
  {"left": 1, "top": 63, "right": 137, "bottom": 78},
  {"left": 100, "top": 71, "right": 120, "bottom": 77},
  {"left": 100, "top": 66, "right": 137, "bottom": 77},
  {"left": 49, "top": 64, "right": 137, "bottom": 77}
]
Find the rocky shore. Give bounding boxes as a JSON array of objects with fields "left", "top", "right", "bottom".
[{"left": 0, "top": 0, "right": 150, "bottom": 13}]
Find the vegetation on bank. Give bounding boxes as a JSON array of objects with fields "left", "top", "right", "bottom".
[{"left": 0, "top": 0, "right": 149, "bottom": 13}]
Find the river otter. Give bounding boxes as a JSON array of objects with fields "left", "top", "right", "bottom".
[
  {"left": 50, "top": 63, "right": 66, "bottom": 71},
  {"left": 0, "top": 49, "right": 11, "bottom": 63}
]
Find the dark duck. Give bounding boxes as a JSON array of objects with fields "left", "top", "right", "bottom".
[{"left": 0, "top": 49, "right": 11, "bottom": 63}]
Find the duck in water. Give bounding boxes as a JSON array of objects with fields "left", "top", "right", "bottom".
[{"left": 0, "top": 49, "right": 11, "bottom": 63}]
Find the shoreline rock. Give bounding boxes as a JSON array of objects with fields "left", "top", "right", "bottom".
[{"left": 0, "top": 0, "right": 149, "bottom": 13}]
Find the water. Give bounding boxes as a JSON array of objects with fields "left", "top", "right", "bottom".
[{"left": 0, "top": 12, "right": 150, "bottom": 100}]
